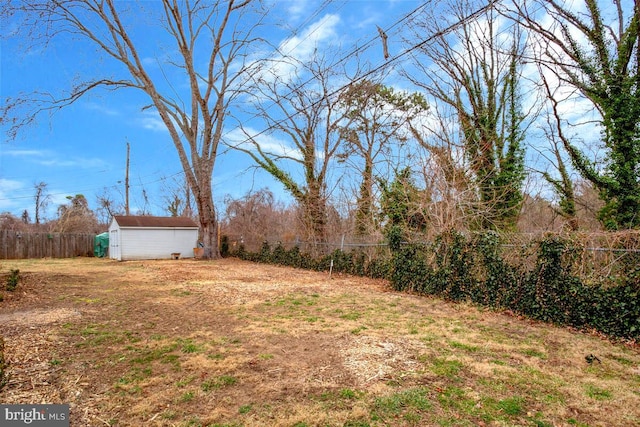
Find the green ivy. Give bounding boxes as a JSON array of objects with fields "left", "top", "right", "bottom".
[
  {"left": 5, "top": 269, "right": 19, "bottom": 291},
  {"left": 390, "top": 233, "right": 639, "bottom": 340},
  {"left": 225, "top": 232, "right": 640, "bottom": 340}
]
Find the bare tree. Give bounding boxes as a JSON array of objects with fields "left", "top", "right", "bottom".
[
  {"left": 1, "top": 0, "right": 266, "bottom": 258},
  {"left": 0, "top": 212, "right": 29, "bottom": 232},
  {"left": 96, "top": 187, "right": 122, "bottom": 227},
  {"left": 510, "top": 0, "right": 640, "bottom": 229},
  {"left": 574, "top": 179, "right": 605, "bottom": 231},
  {"left": 54, "top": 194, "right": 99, "bottom": 233},
  {"left": 234, "top": 56, "right": 347, "bottom": 253},
  {"left": 517, "top": 193, "right": 563, "bottom": 233},
  {"left": 411, "top": 121, "right": 477, "bottom": 233},
  {"left": 404, "top": 0, "right": 528, "bottom": 231},
  {"left": 337, "top": 80, "right": 428, "bottom": 236},
  {"left": 21, "top": 210, "right": 31, "bottom": 225},
  {"left": 161, "top": 174, "right": 195, "bottom": 218},
  {"left": 222, "top": 188, "right": 292, "bottom": 249},
  {"left": 538, "top": 73, "right": 579, "bottom": 230},
  {"left": 33, "top": 181, "right": 50, "bottom": 227}
]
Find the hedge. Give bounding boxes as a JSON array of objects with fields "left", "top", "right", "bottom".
[{"left": 227, "top": 232, "right": 640, "bottom": 340}]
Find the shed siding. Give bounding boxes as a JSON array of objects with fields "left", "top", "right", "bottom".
[
  {"left": 119, "top": 227, "right": 197, "bottom": 260},
  {"left": 108, "top": 216, "right": 199, "bottom": 261},
  {"left": 109, "top": 227, "right": 121, "bottom": 261}
]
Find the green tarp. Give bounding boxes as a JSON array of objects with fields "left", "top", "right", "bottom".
[{"left": 94, "top": 232, "right": 109, "bottom": 258}]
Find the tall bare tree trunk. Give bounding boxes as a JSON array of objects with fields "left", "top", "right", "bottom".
[
  {"left": 236, "top": 55, "right": 345, "bottom": 254},
  {"left": 193, "top": 175, "right": 219, "bottom": 258},
  {"left": 303, "top": 180, "right": 327, "bottom": 254},
  {"left": 355, "top": 159, "right": 374, "bottom": 236},
  {"left": 1, "top": 1, "right": 265, "bottom": 258}
]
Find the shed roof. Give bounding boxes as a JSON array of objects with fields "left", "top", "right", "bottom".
[{"left": 113, "top": 215, "right": 198, "bottom": 228}]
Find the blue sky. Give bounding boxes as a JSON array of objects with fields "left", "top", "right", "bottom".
[
  {"left": 1, "top": 0, "right": 614, "bottom": 225},
  {"left": 1, "top": 0, "right": 426, "bottom": 222}
]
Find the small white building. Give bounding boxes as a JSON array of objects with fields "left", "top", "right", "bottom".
[{"left": 108, "top": 215, "right": 199, "bottom": 261}]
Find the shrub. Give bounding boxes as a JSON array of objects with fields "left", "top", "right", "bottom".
[
  {"left": 390, "top": 243, "right": 430, "bottom": 292},
  {"left": 220, "top": 235, "right": 230, "bottom": 257},
  {"left": 386, "top": 232, "right": 639, "bottom": 340},
  {"left": 5, "top": 269, "right": 19, "bottom": 291},
  {"left": 587, "top": 282, "right": 640, "bottom": 338},
  {"left": 258, "top": 241, "right": 272, "bottom": 263},
  {"left": 469, "top": 231, "right": 520, "bottom": 308},
  {"left": 227, "top": 231, "right": 640, "bottom": 340},
  {"left": 366, "top": 257, "right": 393, "bottom": 279},
  {"left": 272, "top": 242, "right": 287, "bottom": 265}
]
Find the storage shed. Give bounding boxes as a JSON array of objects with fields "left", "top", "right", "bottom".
[{"left": 108, "top": 215, "right": 199, "bottom": 261}]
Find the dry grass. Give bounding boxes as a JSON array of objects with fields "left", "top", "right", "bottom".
[{"left": 0, "top": 257, "right": 639, "bottom": 427}]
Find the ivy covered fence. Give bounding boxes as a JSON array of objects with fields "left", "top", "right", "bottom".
[{"left": 227, "top": 231, "right": 640, "bottom": 341}]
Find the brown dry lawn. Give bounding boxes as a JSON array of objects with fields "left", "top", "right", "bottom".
[{"left": 0, "top": 258, "right": 639, "bottom": 427}]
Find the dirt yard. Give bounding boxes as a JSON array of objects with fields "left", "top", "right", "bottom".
[{"left": 1, "top": 258, "right": 639, "bottom": 426}]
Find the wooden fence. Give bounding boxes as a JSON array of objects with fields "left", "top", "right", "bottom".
[{"left": 0, "top": 230, "right": 95, "bottom": 259}]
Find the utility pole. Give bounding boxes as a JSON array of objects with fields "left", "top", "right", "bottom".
[{"left": 125, "top": 141, "right": 130, "bottom": 215}]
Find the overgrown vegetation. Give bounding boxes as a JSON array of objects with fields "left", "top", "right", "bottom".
[
  {"left": 233, "top": 240, "right": 391, "bottom": 280},
  {"left": 230, "top": 231, "right": 640, "bottom": 340},
  {"left": 5, "top": 268, "right": 19, "bottom": 291},
  {"left": 515, "top": 0, "right": 640, "bottom": 230}
]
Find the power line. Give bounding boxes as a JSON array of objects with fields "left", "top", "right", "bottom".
[
  {"left": 98, "top": 1, "right": 436, "bottom": 194},
  {"left": 1, "top": 1, "right": 493, "bottom": 211},
  {"left": 30, "top": 2, "right": 353, "bottom": 204},
  {"left": 230, "top": 0, "right": 497, "bottom": 150},
  {"left": 125, "top": 1, "right": 495, "bottom": 200},
  {"left": 265, "top": 0, "right": 432, "bottom": 99}
]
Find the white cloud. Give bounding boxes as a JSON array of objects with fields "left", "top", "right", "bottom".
[
  {"left": 48, "top": 191, "right": 74, "bottom": 208},
  {"left": 286, "top": 2, "right": 308, "bottom": 21},
  {"left": 264, "top": 0, "right": 311, "bottom": 23},
  {"left": 40, "top": 156, "right": 108, "bottom": 169},
  {"left": 84, "top": 101, "right": 120, "bottom": 116},
  {"left": 255, "top": 13, "right": 342, "bottom": 85},
  {"left": 3, "top": 148, "right": 108, "bottom": 169},
  {"left": 280, "top": 14, "right": 340, "bottom": 58},
  {"left": 138, "top": 110, "right": 168, "bottom": 132},
  {"left": 225, "top": 126, "right": 302, "bottom": 161},
  {"left": 0, "top": 179, "right": 60, "bottom": 217},
  {"left": 142, "top": 56, "right": 159, "bottom": 66},
  {"left": 0, "top": 178, "right": 25, "bottom": 210},
  {"left": 2, "top": 149, "right": 48, "bottom": 158}
]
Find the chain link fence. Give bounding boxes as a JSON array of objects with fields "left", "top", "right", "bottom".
[{"left": 223, "top": 230, "right": 640, "bottom": 285}]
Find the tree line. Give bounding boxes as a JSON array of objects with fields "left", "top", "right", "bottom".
[{"left": 2, "top": 0, "right": 639, "bottom": 257}]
